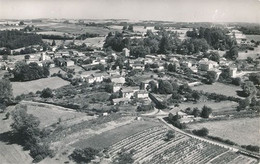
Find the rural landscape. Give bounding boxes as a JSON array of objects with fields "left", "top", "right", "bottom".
[{"left": 0, "top": 0, "right": 260, "bottom": 164}]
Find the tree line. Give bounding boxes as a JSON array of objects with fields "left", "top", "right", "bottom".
[{"left": 0, "top": 30, "right": 43, "bottom": 49}]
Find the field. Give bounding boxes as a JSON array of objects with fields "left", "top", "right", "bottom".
[
  {"left": 246, "top": 35, "right": 260, "bottom": 42},
  {"left": 238, "top": 46, "right": 260, "bottom": 60},
  {"left": 172, "top": 100, "right": 238, "bottom": 114},
  {"left": 72, "top": 120, "right": 161, "bottom": 149},
  {"left": 19, "top": 101, "right": 92, "bottom": 128},
  {"left": 192, "top": 82, "right": 241, "bottom": 98},
  {"left": 37, "top": 23, "right": 113, "bottom": 36},
  {"left": 104, "top": 125, "right": 257, "bottom": 164},
  {"left": 187, "top": 117, "right": 260, "bottom": 146},
  {"left": 11, "top": 77, "right": 70, "bottom": 96}
]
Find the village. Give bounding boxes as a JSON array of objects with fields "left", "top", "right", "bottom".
[{"left": 0, "top": 18, "right": 260, "bottom": 164}]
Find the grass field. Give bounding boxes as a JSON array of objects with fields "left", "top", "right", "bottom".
[
  {"left": 37, "top": 23, "right": 113, "bottom": 36},
  {"left": 11, "top": 77, "right": 70, "bottom": 96},
  {"left": 192, "top": 82, "right": 241, "bottom": 98},
  {"left": 188, "top": 117, "right": 260, "bottom": 146},
  {"left": 72, "top": 120, "right": 162, "bottom": 149},
  {"left": 238, "top": 46, "right": 260, "bottom": 60},
  {"left": 172, "top": 100, "right": 238, "bottom": 114},
  {"left": 19, "top": 101, "right": 91, "bottom": 128},
  {"left": 246, "top": 35, "right": 260, "bottom": 42}
]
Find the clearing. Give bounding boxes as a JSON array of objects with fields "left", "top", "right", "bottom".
[
  {"left": 11, "top": 77, "right": 70, "bottom": 97},
  {"left": 187, "top": 117, "right": 260, "bottom": 146}
]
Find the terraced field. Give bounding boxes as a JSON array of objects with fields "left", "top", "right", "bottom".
[{"left": 108, "top": 126, "right": 258, "bottom": 164}]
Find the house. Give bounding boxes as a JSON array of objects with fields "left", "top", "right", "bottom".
[
  {"left": 229, "top": 67, "right": 237, "bottom": 78},
  {"left": 122, "top": 48, "right": 130, "bottom": 57},
  {"left": 120, "top": 87, "right": 139, "bottom": 99},
  {"left": 65, "top": 60, "right": 74, "bottom": 67},
  {"left": 111, "top": 76, "right": 125, "bottom": 84},
  {"left": 132, "top": 63, "right": 144, "bottom": 71},
  {"left": 135, "top": 90, "right": 149, "bottom": 99},
  {"left": 55, "top": 58, "right": 74, "bottom": 67},
  {"left": 112, "top": 97, "right": 130, "bottom": 105},
  {"left": 108, "top": 70, "right": 120, "bottom": 76},
  {"left": 85, "top": 74, "right": 104, "bottom": 84},
  {"left": 113, "top": 84, "right": 122, "bottom": 93},
  {"left": 40, "top": 53, "right": 51, "bottom": 61},
  {"left": 182, "top": 61, "right": 192, "bottom": 68},
  {"left": 198, "top": 58, "right": 218, "bottom": 71}
]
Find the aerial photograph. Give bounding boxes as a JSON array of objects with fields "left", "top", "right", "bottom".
[{"left": 0, "top": 0, "right": 259, "bottom": 163}]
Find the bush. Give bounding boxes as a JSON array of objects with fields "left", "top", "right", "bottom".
[
  {"left": 192, "top": 128, "right": 209, "bottom": 137},
  {"left": 69, "top": 147, "right": 99, "bottom": 163},
  {"left": 40, "top": 88, "right": 53, "bottom": 98},
  {"left": 241, "top": 145, "right": 260, "bottom": 153}
]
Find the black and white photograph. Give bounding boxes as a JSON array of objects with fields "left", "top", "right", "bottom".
[{"left": 0, "top": 0, "right": 259, "bottom": 163}]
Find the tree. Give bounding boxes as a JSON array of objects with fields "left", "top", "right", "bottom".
[
  {"left": 225, "top": 46, "right": 238, "bottom": 60},
  {"left": 97, "top": 63, "right": 105, "bottom": 72},
  {"left": 2, "top": 54, "right": 8, "bottom": 60},
  {"left": 242, "top": 81, "right": 257, "bottom": 97},
  {"left": 113, "top": 149, "right": 135, "bottom": 164},
  {"left": 0, "top": 79, "right": 13, "bottom": 105},
  {"left": 158, "top": 80, "right": 173, "bottom": 94},
  {"left": 40, "top": 88, "right": 53, "bottom": 98},
  {"left": 149, "top": 80, "right": 158, "bottom": 93},
  {"left": 205, "top": 71, "right": 218, "bottom": 84},
  {"left": 11, "top": 105, "right": 41, "bottom": 142},
  {"left": 51, "top": 40, "right": 56, "bottom": 46},
  {"left": 70, "top": 147, "right": 99, "bottom": 164},
  {"left": 158, "top": 33, "right": 171, "bottom": 54},
  {"left": 192, "top": 91, "right": 201, "bottom": 102},
  {"left": 201, "top": 105, "right": 212, "bottom": 118},
  {"left": 165, "top": 130, "right": 175, "bottom": 141},
  {"left": 231, "top": 77, "right": 241, "bottom": 86},
  {"left": 192, "top": 107, "right": 200, "bottom": 117},
  {"left": 237, "top": 98, "right": 250, "bottom": 111},
  {"left": 249, "top": 73, "right": 260, "bottom": 86},
  {"left": 192, "top": 128, "right": 209, "bottom": 137},
  {"left": 128, "top": 25, "right": 134, "bottom": 32},
  {"left": 122, "top": 25, "right": 127, "bottom": 30}
]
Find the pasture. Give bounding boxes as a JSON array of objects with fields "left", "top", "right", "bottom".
[
  {"left": 192, "top": 82, "right": 241, "bottom": 98},
  {"left": 11, "top": 77, "right": 70, "bottom": 96},
  {"left": 187, "top": 117, "right": 260, "bottom": 146}
]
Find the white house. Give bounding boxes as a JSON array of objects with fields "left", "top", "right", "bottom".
[{"left": 122, "top": 48, "right": 130, "bottom": 57}]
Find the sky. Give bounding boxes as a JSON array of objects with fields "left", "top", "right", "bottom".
[{"left": 0, "top": 0, "right": 259, "bottom": 23}]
